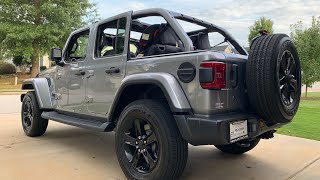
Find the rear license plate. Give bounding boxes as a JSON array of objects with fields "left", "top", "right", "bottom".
[{"left": 230, "top": 120, "right": 248, "bottom": 143}]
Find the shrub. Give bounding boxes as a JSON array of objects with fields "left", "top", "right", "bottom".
[
  {"left": 40, "top": 66, "right": 47, "bottom": 71},
  {"left": 0, "top": 63, "right": 16, "bottom": 75},
  {"left": 13, "top": 56, "right": 24, "bottom": 66}
]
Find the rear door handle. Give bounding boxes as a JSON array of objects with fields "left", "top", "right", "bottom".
[
  {"left": 105, "top": 67, "right": 120, "bottom": 74},
  {"left": 75, "top": 70, "right": 86, "bottom": 76}
]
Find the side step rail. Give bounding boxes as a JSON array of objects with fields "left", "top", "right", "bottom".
[{"left": 41, "top": 111, "right": 114, "bottom": 132}]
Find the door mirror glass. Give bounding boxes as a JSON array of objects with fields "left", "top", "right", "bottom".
[{"left": 50, "top": 48, "right": 62, "bottom": 62}]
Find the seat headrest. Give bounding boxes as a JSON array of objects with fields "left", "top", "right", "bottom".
[
  {"left": 159, "top": 27, "right": 178, "bottom": 46},
  {"left": 198, "top": 32, "right": 210, "bottom": 50},
  {"left": 99, "top": 33, "right": 115, "bottom": 51},
  {"left": 139, "top": 24, "right": 161, "bottom": 47}
]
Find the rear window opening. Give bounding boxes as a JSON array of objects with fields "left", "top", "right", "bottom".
[{"left": 176, "top": 19, "right": 239, "bottom": 54}]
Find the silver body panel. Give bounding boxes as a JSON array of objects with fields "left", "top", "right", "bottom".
[{"left": 22, "top": 8, "right": 249, "bottom": 121}]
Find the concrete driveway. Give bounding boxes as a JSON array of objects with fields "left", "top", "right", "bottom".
[{"left": 0, "top": 95, "right": 319, "bottom": 180}]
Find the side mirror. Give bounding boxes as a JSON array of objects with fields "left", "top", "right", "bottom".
[{"left": 50, "top": 48, "right": 62, "bottom": 62}]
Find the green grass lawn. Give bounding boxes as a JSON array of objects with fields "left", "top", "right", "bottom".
[
  {"left": 301, "top": 91, "right": 320, "bottom": 98},
  {"left": 277, "top": 100, "right": 320, "bottom": 141},
  {"left": 0, "top": 74, "right": 30, "bottom": 92}
]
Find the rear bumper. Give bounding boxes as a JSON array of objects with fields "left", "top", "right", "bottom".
[{"left": 174, "top": 113, "right": 285, "bottom": 146}]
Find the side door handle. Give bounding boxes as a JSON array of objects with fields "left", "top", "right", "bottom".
[
  {"left": 105, "top": 67, "right": 120, "bottom": 74},
  {"left": 75, "top": 70, "right": 86, "bottom": 76}
]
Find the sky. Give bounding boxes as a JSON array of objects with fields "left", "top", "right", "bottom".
[{"left": 91, "top": 0, "right": 320, "bottom": 47}]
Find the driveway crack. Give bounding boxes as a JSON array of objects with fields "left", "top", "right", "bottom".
[{"left": 286, "top": 155, "right": 320, "bottom": 180}]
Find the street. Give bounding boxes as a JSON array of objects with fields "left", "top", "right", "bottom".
[{"left": 0, "top": 95, "right": 319, "bottom": 180}]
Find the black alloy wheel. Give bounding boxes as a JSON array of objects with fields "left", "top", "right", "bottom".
[
  {"left": 115, "top": 100, "right": 188, "bottom": 180},
  {"left": 22, "top": 98, "right": 33, "bottom": 131},
  {"left": 21, "top": 91, "right": 48, "bottom": 137},
  {"left": 278, "top": 50, "right": 299, "bottom": 108},
  {"left": 123, "top": 118, "right": 159, "bottom": 173}
]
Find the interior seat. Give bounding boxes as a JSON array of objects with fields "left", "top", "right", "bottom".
[
  {"left": 190, "top": 32, "right": 210, "bottom": 50},
  {"left": 144, "top": 25, "right": 183, "bottom": 56},
  {"left": 136, "top": 24, "right": 161, "bottom": 56},
  {"left": 103, "top": 37, "right": 116, "bottom": 56}
]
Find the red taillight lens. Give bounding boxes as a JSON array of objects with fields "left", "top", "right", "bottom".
[{"left": 200, "top": 61, "right": 226, "bottom": 89}]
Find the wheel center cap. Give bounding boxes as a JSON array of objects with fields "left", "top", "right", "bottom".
[{"left": 285, "top": 74, "right": 293, "bottom": 83}]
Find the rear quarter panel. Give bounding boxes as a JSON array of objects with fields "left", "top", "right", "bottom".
[{"left": 125, "top": 51, "right": 249, "bottom": 115}]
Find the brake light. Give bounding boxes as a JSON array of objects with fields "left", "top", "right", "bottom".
[{"left": 199, "top": 61, "right": 226, "bottom": 89}]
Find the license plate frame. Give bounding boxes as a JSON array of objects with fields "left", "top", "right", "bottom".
[{"left": 230, "top": 120, "right": 248, "bottom": 143}]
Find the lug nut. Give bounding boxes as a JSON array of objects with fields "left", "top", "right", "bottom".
[
  {"left": 138, "top": 136, "right": 141, "bottom": 140},
  {"left": 138, "top": 149, "right": 141, "bottom": 153},
  {"left": 135, "top": 141, "right": 138, "bottom": 145},
  {"left": 144, "top": 141, "right": 147, "bottom": 144}
]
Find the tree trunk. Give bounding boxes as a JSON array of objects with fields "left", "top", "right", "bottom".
[
  {"left": 305, "top": 85, "right": 308, "bottom": 98},
  {"left": 31, "top": 42, "right": 39, "bottom": 77},
  {"left": 30, "top": 0, "right": 41, "bottom": 77}
]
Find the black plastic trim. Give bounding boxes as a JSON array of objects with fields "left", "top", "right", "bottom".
[
  {"left": 199, "top": 67, "right": 213, "bottom": 83},
  {"left": 108, "top": 79, "right": 192, "bottom": 121},
  {"left": 177, "top": 62, "right": 196, "bottom": 83},
  {"left": 174, "top": 113, "right": 287, "bottom": 146},
  {"left": 42, "top": 111, "right": 114, "bottom": 132}
]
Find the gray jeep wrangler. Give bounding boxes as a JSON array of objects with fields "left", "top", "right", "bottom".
[{"left": 20, "top": 8, "right": 301, "bottom": 180}]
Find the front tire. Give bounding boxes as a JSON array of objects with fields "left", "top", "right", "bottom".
[
  {"left": 214, "top": 138, "right": 260, "bottom": 154},
  {"left": 21, "top": 91, "right": 48, "bottom": 137},
  {"left": 115, "top": 100, "right": 188, "bottom": 180}
]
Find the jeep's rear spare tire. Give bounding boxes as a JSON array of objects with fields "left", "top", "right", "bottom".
[{"left": 247, "top": 34, "right": 301, "bottom": 124}]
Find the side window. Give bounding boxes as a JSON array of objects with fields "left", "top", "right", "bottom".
[
  {"left": 129, "top": 15, "right": 184, "bottom": 59},
  {"left": 96, "top": 17, "right": 127, "bottom": 57},
  {"left": 65, "top": 30, "right": 89, "bottom": 63}
]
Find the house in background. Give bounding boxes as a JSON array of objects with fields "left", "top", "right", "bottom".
[
  {"left": 40, "top": 55, "right": 51, "bottom": 69},
  {"left": 211, "top": 45, "right": 234, "bottom": 53},
  {"left": 3, "top": 55, "right": 51, "bottom": 73}
]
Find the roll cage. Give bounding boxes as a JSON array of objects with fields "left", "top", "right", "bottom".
[{"left": 131, "top": 8, "right": 248, "bottom": 55}]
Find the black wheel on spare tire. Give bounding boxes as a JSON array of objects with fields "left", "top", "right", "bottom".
[
  {"left": 247, "top": 34, "right": 301, "bottom": 124},
  {"left": 21, "top": 91, "right": 48, "bottom": 137},
  {"left": 115, "top": 100, "right": 188, "bottom": 180},
  {"left": 214, "top": 138, "right": 260, "bottom": 154}
]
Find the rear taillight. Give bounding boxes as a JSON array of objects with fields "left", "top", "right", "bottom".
[{"left": 199, "top": 61, "right": 226, "bottom": 89}]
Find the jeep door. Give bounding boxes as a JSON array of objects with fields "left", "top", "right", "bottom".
[
  {"left": 55, "top": 29, "right": 90, "bottom": 113},
  {"left": 83, "top": 12, "right": 132, "bottom": 117}
]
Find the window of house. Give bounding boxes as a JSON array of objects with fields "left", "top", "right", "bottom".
[
  {"left": 96, "top": 17, "right": 127, "bottom": 57},
  {"left": 65, "top": 30, "right": 90, "bottom": 63}
]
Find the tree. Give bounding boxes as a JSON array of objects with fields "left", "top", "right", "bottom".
[
  {"left": 0, "top": 0, "right": 98, "bottom": 77},
  {"left": 248, "top": 17, "right": 274, "bottom": 45},
  {"left": 13, "top": 55, "right": 30, "bottom": 74},
  {"left": 291, "top": 17, "right": 320, "bottom": 97}
]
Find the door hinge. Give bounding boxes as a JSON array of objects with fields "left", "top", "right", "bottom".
[
  {"left": 86, "top": 70, "right": 94, "bottom": 78},
  {"left": 85, "top": 95, "right": 93, "bottom": 103},
  {"left": 54, "top": 93, "right": 62, "bottom": 100},
  {"left": 56, "top": 72, "right": 62, "bottom": 79}
]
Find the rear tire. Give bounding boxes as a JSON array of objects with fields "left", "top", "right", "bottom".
[
  {"left": 247, "top": 34, "right": 301, "bottom": 124},
  {"left": 115, "top": 100, "right": 188, "bottom": 180},
  {"left": 214, "top": 138, "right": 260, "bottom": 154},
  {"left": 21, "top": 91, "right": 48, "bottom": 137}
]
